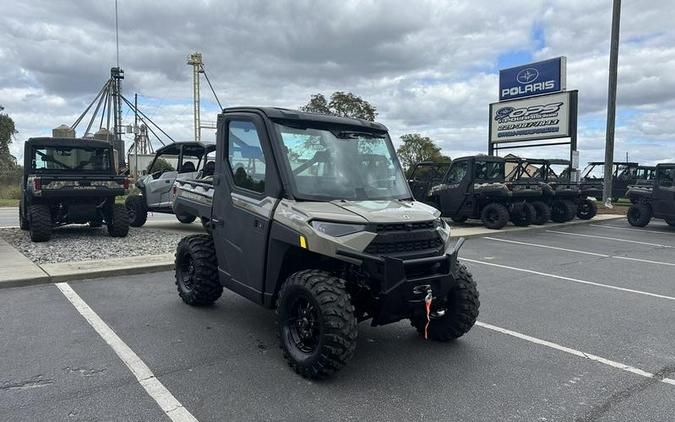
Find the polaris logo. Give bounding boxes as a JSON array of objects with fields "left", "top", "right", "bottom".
[
  {"left": 516, "top": 68, "right": 539, "bottom": 84},
  {"left": 502, "top": 80, "right": 556, "bottom": 99}
]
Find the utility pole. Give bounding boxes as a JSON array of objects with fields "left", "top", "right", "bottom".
[
  {"left": 134, "top": 93, "right": 139, "bottom": 177},
  {"left": 602, "top": 0, "right": 621, "bottom": 207},
  {"left": 187, "top": 52, "right": 203, "bottom": 142}
]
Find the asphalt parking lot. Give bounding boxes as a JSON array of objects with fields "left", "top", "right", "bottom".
[{"left": 1, "top": 218, "right": 674, "bottom": 421}]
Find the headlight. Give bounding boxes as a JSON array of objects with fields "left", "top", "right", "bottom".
[{"left": 311, "top": 221, "right": 366, "bottom": 237}]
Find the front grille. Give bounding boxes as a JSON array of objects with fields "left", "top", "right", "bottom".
[
  {"left": 365, "top": 237, "right": 443, "bottom": 255},
  {"left": 375, "top": 221, "right": 435, "bottom": 232}
]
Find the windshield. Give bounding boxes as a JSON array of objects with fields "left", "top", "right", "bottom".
[
  {"left": 32, "top": 145, "right": 112, "bottom": 172},
  {"left": 275, "top": 123, "right": 410, "bottom": 201},
  {"left": 582, "top": 164, "right": 603, "bottom": 179}
]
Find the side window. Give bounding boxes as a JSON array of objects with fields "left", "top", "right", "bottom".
[
  {"left": 445, "top": 162, "right": 468, "bottom": 184},
  {"left": 658, "top": 168, "right": 674, "bottom": 188},
  {"left": 228, "top": 120, "right": 266, "bottom": 193}
]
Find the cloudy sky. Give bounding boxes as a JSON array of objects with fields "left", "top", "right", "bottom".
[{"left": 1, "top": 0, "right": 674, "bottom": 167}]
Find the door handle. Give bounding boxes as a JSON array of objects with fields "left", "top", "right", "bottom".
[{"left": 254, "top": 219, "right": 264, "bottom": 229}]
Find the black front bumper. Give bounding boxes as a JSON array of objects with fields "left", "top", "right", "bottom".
[{"left": 337, "top": 238, "right": 465, "bottom": 326}]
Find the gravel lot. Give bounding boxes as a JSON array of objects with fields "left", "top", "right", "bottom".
[{"left": 0, "top": 226, "right": 187, "bottom": 264}]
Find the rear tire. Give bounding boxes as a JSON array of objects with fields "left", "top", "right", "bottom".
[
  {"left": 125, "top": 195, "right": 148, "bottom": 227},
  {"left": 277, "top": 270, "right": 358, "bottom": 379},
  {"left": 410, "top": 263, "right": 479, "bottom": 341},
  {"left": 551, "top": 200, "right": 575, "bottom": 223},
  {"left": 480, "top": 203, "right": 509, "bottom": 229},
  {"left": 175, "top": 234, "right": 222, "bottom": 305},
  {"left": 509, "top": 202, "right": 533, "bottom": 227},
  {"left": 176, "top": 213, "right": 196, "bottom": 224},
  {"left": 530, "top": 201, "right": 551, "bottom": 225},
  {"left": 627, "top": 203, "right": 651, "bottom": 227},
  {"left": 107, "top": 203, "right": 129, "bottom": 237},
  {"left": 29, "top": 204, "right": 51, "bottom": 242},
  {"left": 19, "top": 202, "right": 29, "bottom": 230},
  {"left": 576, "top": 199, "right": 598, "bottom": 220}
]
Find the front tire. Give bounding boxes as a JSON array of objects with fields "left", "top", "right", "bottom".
[
  {"left": 576, "top": 198, "right": 598, "bottom": 220},
  {"left": 451, "top": 215, "right": 468, "bottom": 223},
  {"left": 480, "top": 202, "right": 509, "bottom": 229},
  {"left": 175, "top": 234, "right": 222, "bottom": 305},
  {"left": 410, "top": 263, "right": 479, "bottom": 341},
  {"left": 29, "top": 204, "right": 51, "bottom": 242},
  {"left": 551, "top": 199, "right": 575, "bottom": 223},
  {"left": 277, "top": 270, "right": 358, "bottom": 379},
  {"left": 107, "top": 203, "right": 129, "bottom": 237},
  {"left": 665, "top": 218, "right": 675, "bottom": 228},
  {"left": 125, "top": 195, "right": 148, "bottom": 227},
  {"left": 176, "top": 213, "right": 196, "bottom": 224},
  {"left": 530, "top": 201, "right": 551, "bottom": 225},
  {"left": 627, "top": 203, "right": 651, "bottom": 227}
]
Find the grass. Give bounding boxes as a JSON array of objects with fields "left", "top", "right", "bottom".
[{"left": 0, "top": 198, "right": 19, "bottom": 207}]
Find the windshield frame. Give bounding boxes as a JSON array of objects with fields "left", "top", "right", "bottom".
[{"left": 271, "top": 121, "right": 413, "bottom": 202}]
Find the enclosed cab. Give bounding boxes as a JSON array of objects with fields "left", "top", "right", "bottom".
[
  {"left": 125, "top": 141, "right": 216, "bottom": 226},
  {"left": 626, "top": 164, "right": 675, "bottom": 227},
  {"left": 171, "top": 107, "right": 480, "bottom": 379},
  {"left": 407, "top": 161, "right": 451, "bottom": 205},
  {"left": 19, "top": 137, "right": 129, "bottom": 242},
  {"left": 580, "top": 161, "right": 639, "bottom": 201}
]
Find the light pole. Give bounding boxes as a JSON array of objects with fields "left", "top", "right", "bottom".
[{"left": 602, "top": 0, "right": 621, "bottom": 207}]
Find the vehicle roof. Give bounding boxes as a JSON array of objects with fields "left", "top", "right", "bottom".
[
  {"left": 513, "top": 158, "right": 570, "bottom": 165},
  {"left": 656, "top": 163, "right": 675, "bottom": 168},
  {"left": 222, "top": 107, "right": 389, "bottom": 132},
  {"left": 587, "top": 161, "right": 639, "bottom": 166},
  {"left": 155, "top": 141, "right": 216, "bottom": 156},
  {"left": 455, "top": 155, "right": 505, "bottom": 163},
  {"left": 25, "top": 137, "right": 112, "bottom": 149}
]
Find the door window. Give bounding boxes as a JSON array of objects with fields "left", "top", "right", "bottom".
[
  {"left": 227, "top": 120, "right": 266, "bottom": 193},
  {"left": 658, "top": 167, "right": 674, "bottom": 188},
  {"left": 445, "top": 161, "right": 468, "bottom": 184}
]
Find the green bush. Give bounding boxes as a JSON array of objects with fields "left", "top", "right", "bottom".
[
  {"left": 0, "top": 184, "right": 21, "bottom": 199},
  {"left": 148, "top": 158, "right": 174, "bottom": 173}
]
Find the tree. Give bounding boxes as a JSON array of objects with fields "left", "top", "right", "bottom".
[
  {"left": 301, "top": 91, "right": 377, "bottom": 121},
  {"left": 396, "top": 133, "right": 449, "bottom": 175},
  {"left": 0, "top": 105, "right": 18, "bottom": 174},
  {"left": 147, "top": 157, "right": 174, "bottom": 174}
]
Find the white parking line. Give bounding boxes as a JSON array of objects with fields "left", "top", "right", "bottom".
[
  {"left": 0, "top": 225, "right": 19, "bottom": 229},
  {"left": 484, "top": 237, "right": 675, "bottom": 267},
  {"left": 591, "top": 224, "right": 675, "bottom": 235},
  {"left": 461, "top": 258, "right": 675, "bottom": 301},
  {"left": 546, "top": 230, "right": 673, "bottom": 248},
  {"left": 476, "top": 321, "right": 675, "bottom": 387},
  {"left": 55, "top": 283, "right": 198, "bottom": 422}
]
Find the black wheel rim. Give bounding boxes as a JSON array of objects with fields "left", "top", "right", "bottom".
[
  {"left": 286, "top": 296, "right": 320, "bottom": 355},
  {"left": 487, "top": 209, "right": 499, "bottom": 223},
  {"left": 178, "top": 254, "right": 195, "bottom": 292},
  {"left": 579, "top": 203, "right": 590, "bottom": 216}
]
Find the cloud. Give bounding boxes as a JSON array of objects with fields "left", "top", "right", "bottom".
[{"left": 0, "top": 0, "right": 673, "bottom": 167}]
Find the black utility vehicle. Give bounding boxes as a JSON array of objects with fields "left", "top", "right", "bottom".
[
  {"left": 410, "top": 156, "right": 538, "bottom": 229},
  {"left": 580, "top": 161, "right": 640, "bottom": 201},
  {"left": 407, "top": 161, "right": 451, "bottom": 205},
  {"left": 626, "top": 164, "right": 675, "bottom": 227},
  {"left": 505, "top": 157, "right": 597, "bottom": 223},
  {"left": 19, "top": 137, "right": 129, "bottom": 242},
  {"left": 125, "top": 141, "right": 215, "bottom": 227},
  {"left": 171, "top": 107, "right": 479, "bottom": 379}
]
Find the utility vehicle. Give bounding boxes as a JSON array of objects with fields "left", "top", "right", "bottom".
[
  {"left": 171, "top": 107, "right": 479, "bottom": 379},
  {"left": 19, "top": 137, "right": 129, "bottom": 242},
  {"left": 125, "top": 141, "right": 215, "bottom": 226},
  {"left": 505, "top": 157, "right": 597, "bottom": 223},
  {"left": 409, "top": 156, "right": 538, "bottom": 229},
  {"left": 580, "top": 161, "right": 640, "bottom": 201},
  {"left": 626, "top": 163, "right": 675, "bottom": 227}
]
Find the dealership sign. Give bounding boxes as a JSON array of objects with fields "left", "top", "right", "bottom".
[
  {"left": 489, "top": 91, "right": 574, "bottom": 144},
  {"left": 499, "top": 57, "right": 566, "bottom": 101}
]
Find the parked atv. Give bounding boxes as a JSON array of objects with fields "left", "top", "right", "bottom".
[
  {"left": 505, "top": 157, "right": 597, "bottom": 223},
  {"left": 125, "top": 141, "right": 215, "bottom": 227},
  {"left": 418, "top": 156, "right": 538, "bottom": 229},
  {"left": 19, "top": 137, "right": 129, "bottom": 242},
  {"left": 171, "top": 107, "right": 479, "bottom": 379},
  {"left": 579, "top": 161, "right": 640, "bottom": 201},
  {"left": 626, "top": 163, "right": 675, "bottom": 227}
]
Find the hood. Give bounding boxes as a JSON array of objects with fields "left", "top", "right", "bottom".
[{"left": 330, "top": 200, "right": 439, "bottom": 223}]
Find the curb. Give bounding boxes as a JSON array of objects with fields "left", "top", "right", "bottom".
[{"left": 449, "top": 214, "right": 624, "bottom": 239}]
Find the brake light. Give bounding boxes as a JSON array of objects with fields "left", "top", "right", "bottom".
[
  {"left": 123, "top": 178, "right": 130, "bottom": 189},
  {"left": 33, "top": 178, "right": 42, "bottom": 191}
]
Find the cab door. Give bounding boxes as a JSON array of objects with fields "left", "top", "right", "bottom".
[
  {"left": 438, "top": 160, "right": 470, "bottom": 216},
  {"left": 211, "top": 113, "right": 282, "bottom": 304},
  {"left": 653, "top": 166, "right": 675, "bottom": 217}
]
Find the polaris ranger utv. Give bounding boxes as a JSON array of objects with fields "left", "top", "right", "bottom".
[
  {"left": 125, "top": 141, "right": 215, "bottom": 227},
  {"left": 172, "top": 107, "right": 479, "bottom": 379},
  {"left": 19, "top": 137, "right": 129, "bottom": 242},
  {"left": 626, "top": 163, "right": 675, "bottom": 227},
  {"left": 505, "top": 157, "right": 597, "bottom": 223},
  {"left": 410, "top": 156, "right": 538, "bottom": 229},
  {"left": 580, "top": 161, "right": 639, "bottom": 201}
]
